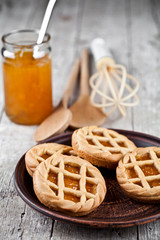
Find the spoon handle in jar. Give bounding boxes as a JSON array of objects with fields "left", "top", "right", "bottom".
[
  {"left": 37, "top": 0, "right": 57, "bottom": 44},
  {"left": 62, "top": 58, "right": 80, "bottom": 108},
  {"left": 80, "top": 49, "right": 89, "bottom": 96}
]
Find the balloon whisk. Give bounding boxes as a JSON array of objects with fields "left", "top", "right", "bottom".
[{"left": 90, "top": 38, "right": 139, "bottom": 117}]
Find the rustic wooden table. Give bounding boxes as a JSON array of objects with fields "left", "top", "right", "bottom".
[{"left": 1, "top": 0, "right": 160, "bottom": 239}]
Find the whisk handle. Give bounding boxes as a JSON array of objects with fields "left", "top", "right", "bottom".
[{"left": 91, "top": 38, "right": 113, "bottom": 63}]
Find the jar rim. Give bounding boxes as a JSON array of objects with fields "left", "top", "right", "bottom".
[{"left": 1, "top": 29, "right": 51, "bottom": 47}]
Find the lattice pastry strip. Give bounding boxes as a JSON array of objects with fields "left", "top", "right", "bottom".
[
  {"left": 47, "top": 156, "right": 100, "bottom": 202},
  {"left": 25, "top": 143, "right": 76, "bottom": 177},
  {"left": 116, "top": 147, "right": 160, "bottom": 203},
  {"left": 33, "top": 154, "right": 106, "bottom": 216},
  {"left": 72, "top": 126, "right": 136, "bottom": 169},
  {"left": 86, "top": 127, "right": 131, "bottom": 154}
]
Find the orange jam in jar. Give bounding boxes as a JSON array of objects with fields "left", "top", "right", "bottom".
[{"left": 2, "top": 30, "right": 53, "bottom": 125}]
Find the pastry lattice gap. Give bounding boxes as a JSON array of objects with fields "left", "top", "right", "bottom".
[
  {"left": 47, "top": 159, "right": 98, "bottom": 203},
  {"left": 86, "top": 129, "right": 129, "bottom": 154},
  {"left": 125, "top": 151, "right": 160, "bottom": 188},
  {"left": 38, "top": 148, "right": 76, "bottom": 163}
]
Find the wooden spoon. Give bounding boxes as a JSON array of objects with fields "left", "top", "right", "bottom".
[
  {"left": 69, "top": 49, "right": 106, "bottom": 128},
  {"left": 34, "top": 58, "right": 80, "bottom": 142}
]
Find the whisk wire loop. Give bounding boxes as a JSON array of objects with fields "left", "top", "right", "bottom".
[{"left": 89, "top": 62, "right": 139, "bottom": 117}]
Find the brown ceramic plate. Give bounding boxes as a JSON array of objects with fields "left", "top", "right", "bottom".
[{"left": 14, "top": 129, "right": 160, "bottom": 228}]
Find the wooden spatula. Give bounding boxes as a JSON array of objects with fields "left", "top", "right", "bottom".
[
  {"left": 34, "top": 58, "right": 80, "bottom": 142},
  {"left": 69, "top": 49, "right": 106, "bottom": 128}
]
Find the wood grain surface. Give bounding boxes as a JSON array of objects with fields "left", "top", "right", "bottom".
[{"left": 0, "top": 0, "right": 160, "bottom": 239}]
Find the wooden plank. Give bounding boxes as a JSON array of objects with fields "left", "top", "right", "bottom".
[
  {"left": 129, "top": 0, "right": 160, "bottom": 239},
  {"left": 138, "top": 220, "right": 160, "bottom": 240},
  {"left": 0, "top": 163, "right": 53, "bottom": 240},
  {"left": 130, "top": 0, "right": 160, "bottom": 135},
  {"left": 52, "top": 221, "right": 137, "bottom": 240},
  {"left": 0, "top": 164, "right": 26, "bottom": 239}
]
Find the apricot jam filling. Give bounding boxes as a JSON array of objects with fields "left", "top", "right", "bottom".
[
  {"left": 109, "top": 134, "right": 116, "bottom": 138},
  {"left": 136, "top": 153, "right": 151, "bottom": 161},
  {"left": 64, "top": 164, "right": 80, "bottom": 174},
  {"left": 126, "top": 168, "right": 138, "bottom": 178},
  {"left": 92, "top": 131, "right": 104, "bottom": 137},
  {"left": 86, "top": 182, "right": 96, "bottom": 194},
  {"left": 64, "top": 176, "right": 79, "bottom": 190},
  {"left": 149, "top": 180, "right": 160, "bottom": 188},
  {"left": 87, "top": 139, "right": 95, "bottom": 145},
  {"left": 140, "top": 165, "right": 159, "bottom": 176},
  {"left": 156, "top": 152, "right": 160, "bottom": 158},
  {"left": 50, "top": 188, "right": 58, "bottom": 196},
  {"left": 100, "top": 141, "right": 113, "bottom": 147},
  {"left": 62, "top": 151, "right": 72, "bottom": 156},
  {"left": 110, "top": 150, "right": 121, "bottom": 154},
  {"left": 135, "top": 182, "right": 143, "bottom": 187},
  {"left": 48, "top": 171, "right": 58, "bottom": 185},
  {"left": 64, "top": 193, "right": 80, "bottom": 202},
  {"left": 86, "top": 170, "right": 94, "bottom": 178},
  {"left": 118, "top": 142, "right": 127, "bottom": 148},
  {"left": 41, "top": 153, "right": 52, "bottom": 160}
]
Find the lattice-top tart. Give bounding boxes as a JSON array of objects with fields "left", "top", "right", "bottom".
[
  {"left": 116, "top": 147, "right": 160, "bottom": 203},
  {"left": 72, "top": 126, "right": 136, "bottom": 169},
  {"left": 33, "top": 154, "right": 106, "bottom": 216},
  {"left": 25, "top": 143, "right": 77, "bottom": 177}
]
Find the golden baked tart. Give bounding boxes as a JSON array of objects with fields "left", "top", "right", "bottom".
[
  {"left": 25, "top": 143, "right": 77, "bottom": 177},
  {"left": 116, "top": 147, "right": 160, "bottom": 203},
  {"left": 72, "top": 126, "right": 136, "bottom": 169},
  {"left": 33, "top": 154, "right": 106, "bottom": 216}
]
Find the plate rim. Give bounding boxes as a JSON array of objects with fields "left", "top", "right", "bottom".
[{"left": 14, "top": 129, "right": 160, "bottom": 228}]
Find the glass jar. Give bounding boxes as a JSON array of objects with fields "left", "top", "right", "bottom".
[{"left": 1, "top": 29, "right": 53, "bottom": 125}]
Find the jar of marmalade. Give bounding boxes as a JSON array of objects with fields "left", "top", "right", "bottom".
[{"left": 1, "top": 29, "right": 53, "bottom": 125}]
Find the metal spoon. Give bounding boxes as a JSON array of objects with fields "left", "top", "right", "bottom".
[{"left": 33, "top": 0, "right": 57, "bottom": 58}]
